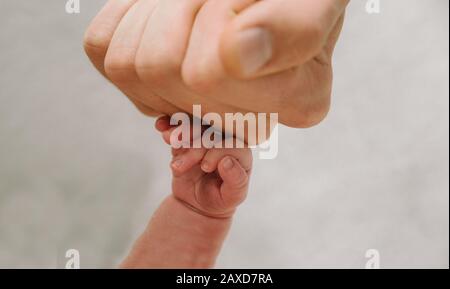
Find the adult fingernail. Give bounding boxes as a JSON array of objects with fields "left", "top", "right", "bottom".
[
  {"left": 235, "top": 28, "right": 273, "bottom": 76},
  {"left": 222, "top": 157, "right": 234, "bottom": 171}
]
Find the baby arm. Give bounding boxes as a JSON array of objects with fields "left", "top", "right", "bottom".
[{"left": 120, "top": 120, "right": 252, "bottom": 268}]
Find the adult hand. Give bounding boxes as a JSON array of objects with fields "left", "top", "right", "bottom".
[{"left": 84, "top": 0, "right": 348, "bottom": 134}]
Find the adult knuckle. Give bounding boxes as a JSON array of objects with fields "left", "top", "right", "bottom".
[
  {"left": 104, "top": 50, "right": 136, "bottom": 82},
  {"left": 182, "top": 60, "right": 219, "bottom": 94},
  {"left": 83, "top": 23, "right": 111, "bottom": 56},
  {"left": 135, "top": 50, "right": 180, "bottom": 87}
]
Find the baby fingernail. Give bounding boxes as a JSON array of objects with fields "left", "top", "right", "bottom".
[
  {"left": 171, "top": 158, "right": 183, "bottom": 169},
  {"left": 201, "top": 161, "right": 210, "bottom": 172},
  {"left": 222, "top": 157, "right": 234, "bottom": 170}
]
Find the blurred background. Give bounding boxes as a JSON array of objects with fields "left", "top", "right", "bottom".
[{"left": 0, "top": 0, "right": 448, "bottom": 268}]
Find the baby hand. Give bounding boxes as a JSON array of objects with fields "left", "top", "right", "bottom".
[{"left": 156, "top": 116, "right": 253, "bottom": 218}]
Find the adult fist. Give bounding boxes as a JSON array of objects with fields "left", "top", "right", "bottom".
[{"left": 84, "top": 0, "right": 348, "bottom": 133}]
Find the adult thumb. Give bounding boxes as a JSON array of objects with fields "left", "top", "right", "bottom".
[{"left": 220, "top": 0, "right": 349, "bottom": 79}]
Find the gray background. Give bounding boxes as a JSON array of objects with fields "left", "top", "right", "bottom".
[{"left": 0, "top": 0, "right": 448, "bottom": 268}]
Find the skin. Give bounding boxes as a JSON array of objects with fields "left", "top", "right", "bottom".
[
  {"left": 121, "top": 118, "right": 252, "bottom": 268},
  {"left": 85, "top": 0, "right": 350, "bottom": 267},
  {"left": 84, "top": 0, "right": 350, "bottom": 139}
]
